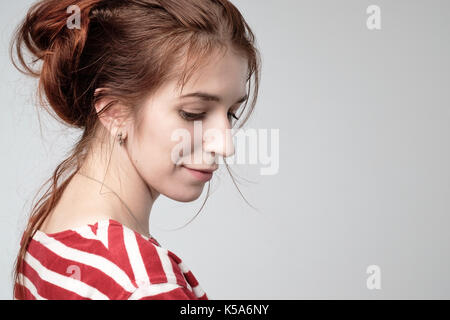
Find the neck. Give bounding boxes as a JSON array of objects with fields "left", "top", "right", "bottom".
[{"left": 75, "top": 139, "right": 160, "bottom": 237}]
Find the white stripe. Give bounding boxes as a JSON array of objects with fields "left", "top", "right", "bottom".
[
  {"left": 178, "top": 261, "right": 190, "bottom": 274},
  {"left": 192, "top": 284, "right": 205, "bottom": 298},
  {"left": 122, "top": 226, "right": 151, "bottom": 286},
  {"left": 177, "top": 261, "right": 193, "bottom": 291},
  {"left": 66, "top": 222, "right": 109, "bottom": 250},
  {"left": 155, "top": 246, "right": 178, "bottom": 283},
  {"left": 185, "top": 280, "right": 193, "bottom": 292},
  {"left": 17, "top": 273, "right": 46, "bottom": 300},
  {"left": 96, "top": 220, "right": 109, "bottom": 249},
  {"left": 127, "top": 282, "right": 184, "bottom": 300},
  {"left": 74, "top": 226, "right": 98, "bottom": 240},
  {"left": 33, "top": 231, "right": 136, "bottom": 292},
  {"left": 24, "top": 252, "right": 109, "bottom": 299}
]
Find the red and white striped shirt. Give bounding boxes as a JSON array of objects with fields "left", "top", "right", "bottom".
[{"left": 14, "top": 219, "right": 209, "bottom": 300}]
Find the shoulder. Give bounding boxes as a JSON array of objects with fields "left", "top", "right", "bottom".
[{"left": 24, "top": 219, "right": 203, "bottom": 299}]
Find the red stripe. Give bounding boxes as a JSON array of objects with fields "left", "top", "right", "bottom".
[
  {"left": 27, "top": 238, "right": 131, "bottom": 299},
  {"left": 168, "top": 254, "right": 190, "bottom": 288},
  {"left": 199, "top": 292, "right": 209, "bottom": 300},
  {"left": 183, "top": 270, "right": 199, "bottom": 288},
  {"left": 107, "top": 224, "right": 136, "bottom": 283},
  {"left": 44, "top": 230, "right": 113, "bottom": 262},
  {"left": 89, "top": 223, "right": 98, "bottom": 235},
  {"left": 168, "top": 250, "right": 182, "bottom": 264},
  {"left": 14, "top": 282, "right": 36, "bottom": 300},
  {"left": 167, "top": 250, "right": 195, "bottom": 289}
]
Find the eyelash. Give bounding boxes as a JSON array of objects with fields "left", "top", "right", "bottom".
[{"left": 179, "top": 110, "right": 239, "bottom": 121}]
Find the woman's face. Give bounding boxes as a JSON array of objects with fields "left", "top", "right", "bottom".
[{"left": 127, "top": 48, "right": 249, "bottom": 202}]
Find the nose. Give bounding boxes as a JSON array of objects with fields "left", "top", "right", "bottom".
[{"left": 202, "top": 117, "right": 235, "bottom": 159}]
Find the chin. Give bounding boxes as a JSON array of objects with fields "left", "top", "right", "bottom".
[{"left": 166, "top": 186, "right": 205, "bottom": 202}]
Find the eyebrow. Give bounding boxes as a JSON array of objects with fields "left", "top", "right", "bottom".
[{"left": 179, "top": 91, "right": 248, "bottom": 105}]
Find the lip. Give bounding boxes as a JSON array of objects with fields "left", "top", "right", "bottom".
[{"left": 182, "top": 166, "right": 216, "bottom": 182}]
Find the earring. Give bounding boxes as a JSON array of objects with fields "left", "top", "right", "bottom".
[{"left": 118, "top": 132, "right": 125, "bottom": 146}]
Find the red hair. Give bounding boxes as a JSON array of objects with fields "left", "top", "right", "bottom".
[{"left": 10, "top": 0, "right": 260, "bottom": 299}]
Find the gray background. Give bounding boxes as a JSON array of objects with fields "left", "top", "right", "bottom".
[{"left": 1, "top": 0, "right": 449, "bottom": 299}]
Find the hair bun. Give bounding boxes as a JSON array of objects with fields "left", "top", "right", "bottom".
[{"left": 11, "top": 0, "right": 104, "bottom": 127}]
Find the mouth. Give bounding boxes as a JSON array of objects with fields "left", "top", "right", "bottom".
[{"left": 182, "top": 165, "right": 216, "bottom": 182}]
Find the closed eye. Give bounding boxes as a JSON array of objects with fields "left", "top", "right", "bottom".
[
  {"left": 179, "top": 110, "right": 206, "bottom": 121},
  {"left": 179, "top": 110, "right": 240, "bottom": 122}
]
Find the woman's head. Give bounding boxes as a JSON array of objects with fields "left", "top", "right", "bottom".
[
  {"left": 10, "top": 0, "right": 260, "bottom": 299},
  {"left": 13, "top": 0, "right": 259, "bottom": 197}
]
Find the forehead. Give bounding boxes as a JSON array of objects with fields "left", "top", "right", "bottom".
[
  {"left": 142, "top": 47, "right": 249, "bottom": 111},
  {"left": 174, "top": 47, "right": 249, "bottom": 104}
]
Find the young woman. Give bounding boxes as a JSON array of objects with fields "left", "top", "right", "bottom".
[{"left": 10, "top": 0, "right": 260, "bottom": 300}]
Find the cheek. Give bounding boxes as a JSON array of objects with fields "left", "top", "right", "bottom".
[
  {"left": 139, "top": 125, "right": 176, "bottom": 170},
  {"left": 130, "top": 119, "right": 206, "bottom": 200},
  {"left": 132, "top": 115, "right": 192, "bottom": 180},
  {"left": 176, "top": 126, "right": 199, "bottom": 162}
]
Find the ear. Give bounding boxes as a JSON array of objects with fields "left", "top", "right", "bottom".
[{"left": 94, "top": 89, "right": 129, "bottom": 139}]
